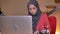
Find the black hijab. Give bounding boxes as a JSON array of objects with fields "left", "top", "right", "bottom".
[{"left": 27, "top": 0, "right": 41, "bottom": 32}]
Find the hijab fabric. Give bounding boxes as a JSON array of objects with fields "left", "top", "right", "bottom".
[{"left": 27, "top": 0, "right": 41, "bottom": 32}]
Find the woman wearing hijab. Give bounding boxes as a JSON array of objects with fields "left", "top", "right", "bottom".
[{"left": 27, "top": 0, "right": 60, "bottom": 34}]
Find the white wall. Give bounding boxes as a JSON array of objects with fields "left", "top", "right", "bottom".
[
  {"left": 1, "top": 0, "right": 28, "bottom": 16},
  {"left": 0, "top": 0, "right": 1, "bottom": 8},
  {"left": 1, "top": 0, "right": 55, "bottom": 16},
  {"left": 37, "top": 0, "right": 55, "bottom": 12}
]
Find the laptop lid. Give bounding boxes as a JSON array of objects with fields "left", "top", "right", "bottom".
[{"left": 0, "top": 16, "right": 32, "bottom": 34}]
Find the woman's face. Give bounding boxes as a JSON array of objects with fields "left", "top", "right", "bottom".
[{"left": 29, "top": 4, "right": 37, "bottom": 15}]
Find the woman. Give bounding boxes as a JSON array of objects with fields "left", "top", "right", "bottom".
[{"left": 27, "top": 0, "right": 60, "bottom": 34}]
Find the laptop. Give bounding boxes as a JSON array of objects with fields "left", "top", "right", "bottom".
[{"left": 0, "top": 16, "right": 32, "bottom": 34}]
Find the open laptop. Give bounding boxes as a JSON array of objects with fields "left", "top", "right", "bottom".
[{"left": 0, "top": 16, "right": 32, "bottom": 34}]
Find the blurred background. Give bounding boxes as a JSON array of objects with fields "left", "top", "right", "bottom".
[{"left": 0, "top": 0, "right": 60, "bottom": 34}]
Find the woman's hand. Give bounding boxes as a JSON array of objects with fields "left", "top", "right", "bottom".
[{"left": 34, "top": 31, "right": 39, "bottom": 34}]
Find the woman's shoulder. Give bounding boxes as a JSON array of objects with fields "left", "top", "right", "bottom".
[{"left": 41, "top": 12, "right": 47, "bottom": 16}]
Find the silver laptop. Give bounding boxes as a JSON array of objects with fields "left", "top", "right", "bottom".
[{"left": 0, "top": 16, "right": 32, "bottom": 34}]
